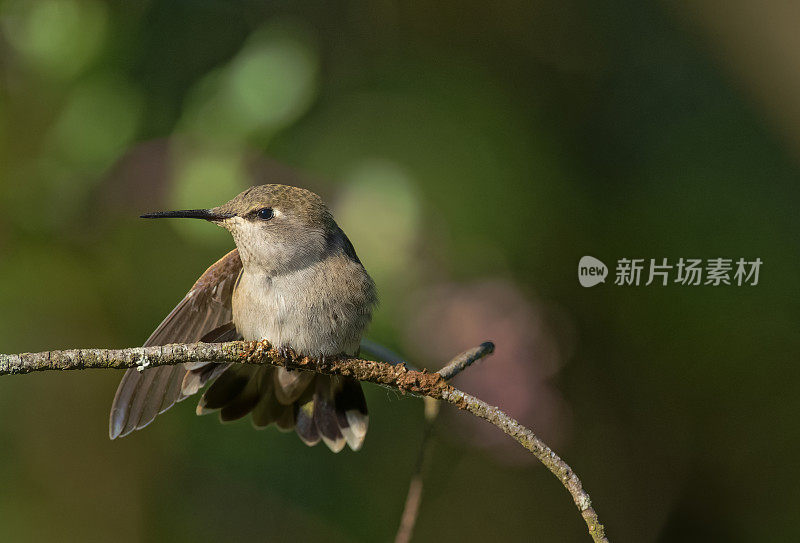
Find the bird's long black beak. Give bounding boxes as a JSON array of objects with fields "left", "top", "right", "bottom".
[{"left": 140, "top": 209, "right": 235, "bottom": 220}]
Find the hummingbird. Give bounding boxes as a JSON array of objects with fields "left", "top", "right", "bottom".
[{"left": 109, "top": 184, "right": 377, "bottom": 452}]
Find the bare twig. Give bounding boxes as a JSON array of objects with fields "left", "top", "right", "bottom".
[
  {"left": 394, "top": 397, "right": 439, "bottom": 543},
  {"left": 441, "top": 387, "right": 606, "bottom": 541},
  {"left": 395, "top": 341, "right": 496, "bottom": 543},
  {"left": 0, "top": 341, "right": 607, "bottom": 543},
  {"left": 436, "top": 341, "right": 495, "bottom": 380}
]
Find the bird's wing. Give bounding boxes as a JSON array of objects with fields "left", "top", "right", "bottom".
[{"left": 109, "top": 249, "right": 243, "bottom": 439}]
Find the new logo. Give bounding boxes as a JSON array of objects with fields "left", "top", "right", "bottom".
[{"left": 578, "top": 256, "right": 608, "bottom": 288}]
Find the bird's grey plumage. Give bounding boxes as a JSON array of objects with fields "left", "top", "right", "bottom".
[{"left": 109, "top": 184, "right": 377, "bottom": 452}]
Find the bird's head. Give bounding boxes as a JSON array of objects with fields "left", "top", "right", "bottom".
[{"left": 142, "top": 184, "right": 336, "bottom": 275}]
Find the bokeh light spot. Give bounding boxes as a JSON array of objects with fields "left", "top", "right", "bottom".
[
  {"left": 169, "top": 145, "right": 249, "bottom": 244},
  {"left": 48, "top": 74, "right": 142, "bottom": 171},
  {"left": 1, "top": 0, "right": 107, "bottom": 79},
  {"left": 179, "top": 20, "right": 318, "bottom": 144},
  {"left": 334, "top": 159, "right": 421, "bottom": 283}
]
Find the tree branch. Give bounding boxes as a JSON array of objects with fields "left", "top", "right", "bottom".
[{"left": 0, "top": 340, "right": 608, "bottom": 542}]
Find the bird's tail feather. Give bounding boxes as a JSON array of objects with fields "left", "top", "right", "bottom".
[{"left": 196, "top": 365, "right": 368, "bottom": 452}]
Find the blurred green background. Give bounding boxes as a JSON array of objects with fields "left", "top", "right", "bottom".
[{"left": 1, "top": 1, "right": 798, "bottom": 542}]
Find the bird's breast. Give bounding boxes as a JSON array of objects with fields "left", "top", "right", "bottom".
[{"left": 231, "top": 259, "right": 373, "bottom": 357}]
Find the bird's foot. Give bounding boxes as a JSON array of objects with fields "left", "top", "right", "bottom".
[{"left": 279, "top": 346, "right": 293, "bottom": 362}]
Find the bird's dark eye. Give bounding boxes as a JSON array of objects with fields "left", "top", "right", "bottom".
[{"left": 256, "top": 208, "right": 274, "bottom": 220}]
